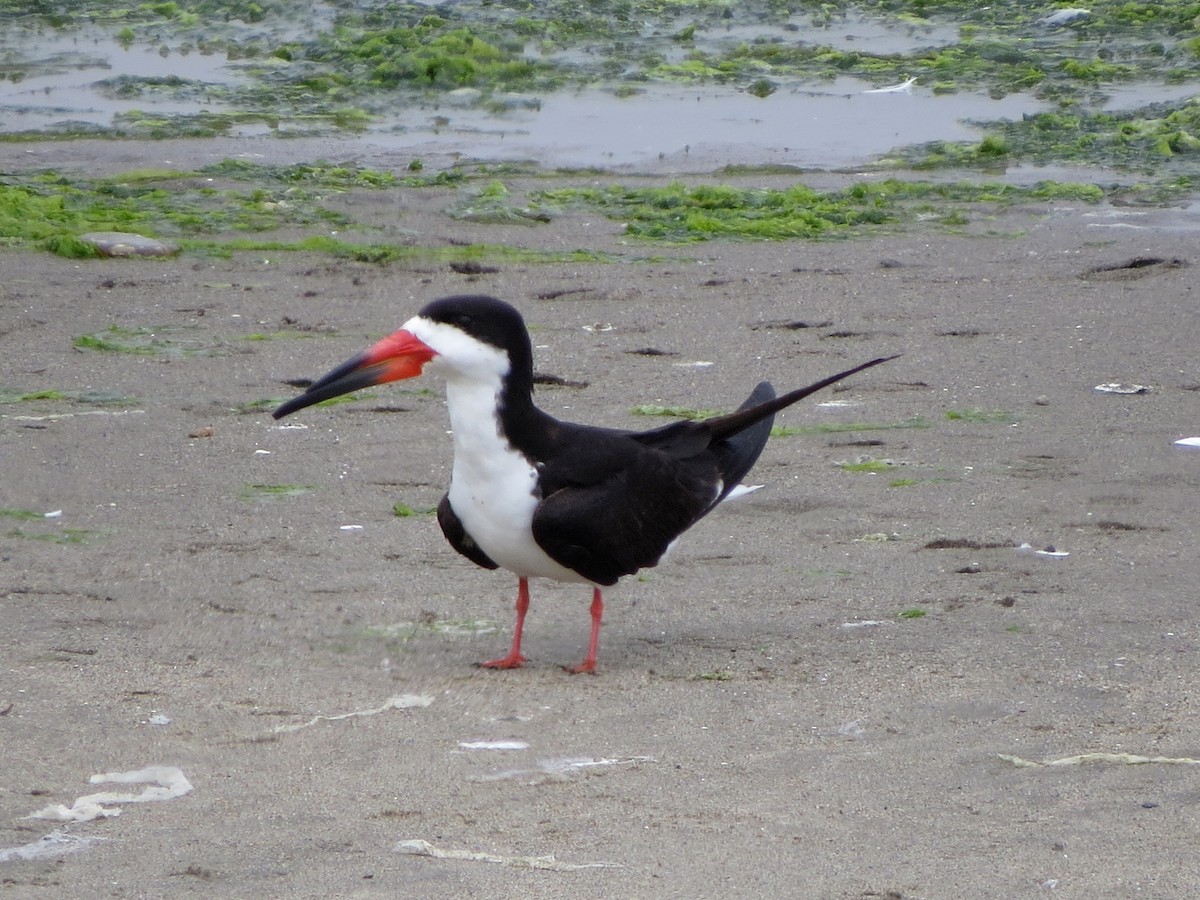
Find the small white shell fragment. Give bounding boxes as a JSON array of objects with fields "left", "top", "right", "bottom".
[
  {"left": 0, "top": 831, "right": 100, "bottom": 863},
  {"left": 458, "top": 740, "right": 530, "bottom": 751},
  {"left": 339, "top": 524, "right": 364, "bottom": 531},
  {"left": 23, "top": 766, "right": 193, "bottom": 823},
  {"left": 841, "top": 620, "right": 889, "bottom": 629},
  {"left": 86, "top": 766, "right": 192, "bottom": 800},
  {"left": 1000, "top": 751, "right": 1200, "bottom": 768},
  {"left": 1094, "top": 382, "right": 1150, "bottom": 394},
  {"left": 6, "top": 409, "right": 144, "bottom": 422},
  {"left": 863, "top": 76, "right": 917, "bottom": 94},
  {"left": 271, "top": 693, "right": 432, "bottom": 734},
  {"left": 25, "top": 802, "right": 119, "bottom": 823},
  {"left": 475, "top": 755, "right": 655, "bottom": 784},
  {"left": 254, "top": 449, "right": 272, "bottom": 455},
  {"left": 395, "top": 838, "right": 621, "bottom": 870},
  {"left": 147, "top": 713, "right": 171, "bottom": 726},
  {"left": 543, "top": 755, "right": 653, "bottom": 772},
  {"left": 390, "top": 694, "right": 434, "bottom": 710},
  {"left": 816, "top": 720, "right": 866, "bottom": 739},
  {"left": 1018, "top": 542, "right": 1070, "bottom": 558},
  {"left": 44, "top": 509, "right": 63, "bottom": 518},
  {"left": 1174, "top": 437, "right": 1200, "bottom": 448}
]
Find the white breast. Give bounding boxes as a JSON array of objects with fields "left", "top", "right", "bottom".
[
  {"left": 405, "top": 313, "right": 596, "bottom": 585},
  {"left": 441, "top": 378, "right": 591, "bottom": 585}
]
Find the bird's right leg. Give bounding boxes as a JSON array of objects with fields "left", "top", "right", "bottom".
[{"left": 480, "top": 576, "right": 530, "bottom": 669}]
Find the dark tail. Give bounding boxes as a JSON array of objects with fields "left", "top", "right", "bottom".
[
  {"left": 711, "top": 381, "right": 777, "bottom": 501},
  {"left": 705, "top": 355, "right": 900, "bottom": 444},
  {"left": 630, "top": 355, "right": 900, "bottom": 490}
]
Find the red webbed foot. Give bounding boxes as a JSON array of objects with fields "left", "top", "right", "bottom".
[{"left": 479, "top": 653, "right": 527, "bottom": 670}]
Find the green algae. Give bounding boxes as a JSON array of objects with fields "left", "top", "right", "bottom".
[
  {"left": 73, "top": 324, "right": 229, "bottom": 358},
  {"left": 198, "top": 159, "right": 408, "bottom": 188},
  {"left": 444, "top": 180, "right": 554, "bottom": 225},
  {"left": 176, "top": 235, "right": 608, "bottom": 264},
  {"left": 392, "top": 502, "right": 437, "bottom": 518},
  {"left": 912, "top": 99, "right": 1200, "bottom": 176},
  {"left": 945, "top": 408, "right": 1018, "bottom": 423},
  {"left": 3, "top": 0, "right": 1198, "bottom": 175},
  {"left": 3, "top": 527, "right": 94, "bottom": 545},
  {"left": 540, "top": 182, "right": 894, "bottom": 242},
  {"left": 0, "top": 162, "right": 1126, "bottom": 260},
  {"left": 630, "top": 403, "right": 725, "bottom": 420},
  {"left": 770, "top": 417, "right": 931, "bottom": 437},
  {"left": 73, "top": 328, "right": 165, "bottom": 356},
  {"left": 0, "top": 0, "right": 1196, "bottom": 214},
  {"left": 238, "top": 483, "right": 315, "bottom": 501},
  {"left": 0, "top": 509, "right": 94, "bottom": 544},
  {"left": 539, "top": 178, "right": 1106, "bottom": 243},
  {"left": 305, "top": 23, "right": 557, "bottom": 94},
  {"left": 1, "top": 1, "right": 1197, "bottom": 256},
  {"left": 631, "top": 403, "right": 929, "bottom": 437},
  {"left": 0, "top": 161, "right": 447, "bottom": 257},
  {"left": 0, "top": 161, "right": 615, "bottom": 260},
  {"left": 0, "top": 388, "right": 139, "bottom": 406},
  {"left": 1, "top": 167, "right": 352, "bottom": 254},
  {"left": 839, "top": 458, "right": 900, "bottom": 473}
]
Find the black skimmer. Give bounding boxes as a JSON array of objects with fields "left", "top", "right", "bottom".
[{"left": 274, "top": 295, "right": 896, "bottom": 673}]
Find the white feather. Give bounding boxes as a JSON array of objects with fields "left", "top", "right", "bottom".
[
  {"left": 404, "top": 315, "right": 592, "bottom": 584},
  {"left": 722, "top": 483, "right": 764, "bottom": 502}
]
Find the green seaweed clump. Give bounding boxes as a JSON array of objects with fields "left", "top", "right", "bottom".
[
  {"left": 539, "top": 182, "right": 894, "bottom": 241},
  {"left": 445, "top": 180, "right": 553, "bottom": 225},
  {"left": 911, "top": 98, "right": 1200, "bottom": 175},
  {"left": 306, "top": 23, "right": 555, "bottom": 95}
]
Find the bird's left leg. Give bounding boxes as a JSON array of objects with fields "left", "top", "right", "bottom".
[
  {"left": 480, "top": 577, "right": 530, "bottom": 669},
  {"left": 566, "top": 588, "right": 603, "bottom": 675}
]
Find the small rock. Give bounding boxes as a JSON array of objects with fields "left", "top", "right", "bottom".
[
  {"left": 79, "top": 232, "right": 179, "bottom": 258},
  {"left": 444, "top": 87, "right": 483, "bottom": 106},
  {"left": 1039, "top": 8, "right": 1089, "bottom": 27}
]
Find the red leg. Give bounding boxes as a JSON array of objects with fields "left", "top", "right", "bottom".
[
  {"left": 480, "top": 577, "right": 530, "bottom": 669},
  {"left": 566, "top": 588, "right": 603, "bottom": 675}
]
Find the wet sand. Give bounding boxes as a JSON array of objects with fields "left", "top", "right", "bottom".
[{"left": 3, "top": 142, "right": 1200, "bottom": 897}]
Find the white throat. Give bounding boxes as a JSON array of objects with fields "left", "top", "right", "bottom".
[{"left": 404, "top": 315, "right": 587, "bottom": 584}]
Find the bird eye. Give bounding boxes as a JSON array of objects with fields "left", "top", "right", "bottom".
[{"left": 454, "top": 314, "right": 474, "bottom": 329}]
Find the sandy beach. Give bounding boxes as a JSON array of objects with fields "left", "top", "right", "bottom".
[{"left": 3, "top": 139, "right": 1200, "bottom": 897}]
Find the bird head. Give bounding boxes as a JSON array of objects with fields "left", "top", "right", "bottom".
[{"left": 272, "top": 295, "right": 530, "bottom": 420}]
